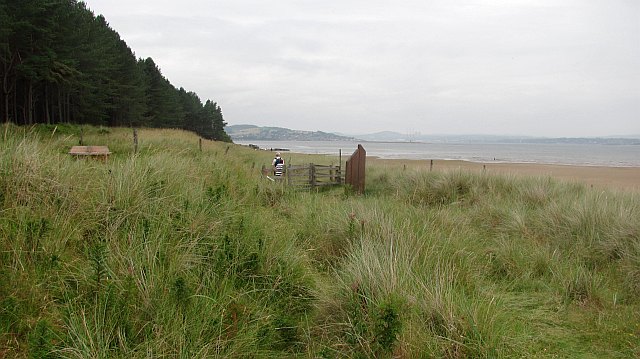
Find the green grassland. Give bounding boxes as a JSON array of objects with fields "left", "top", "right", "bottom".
[{"left": 1, "top": 124, "right": 639, "bottom": 358}]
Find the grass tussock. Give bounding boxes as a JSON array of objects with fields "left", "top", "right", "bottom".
[{"left": 1, "top": 123, "right": 639, "bottom": 358}]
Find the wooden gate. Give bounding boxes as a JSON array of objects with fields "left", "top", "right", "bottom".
[
  {"left": 286, "top": 163, "right": 343, "bottom": 189},
  {"left": 345, "top": 144, "right": 366, "bottom": 194}
]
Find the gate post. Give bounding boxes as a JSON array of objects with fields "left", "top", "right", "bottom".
[
  {"left": 345, "top": 144, "right": 366, "bottom": 194},
  {"left": 310, "top": 163, "right": 316, "bottom": 189}
]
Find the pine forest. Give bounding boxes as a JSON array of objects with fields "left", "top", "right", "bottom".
[{"left": 0, "top": 0, "right": 231, "bottom": 142}]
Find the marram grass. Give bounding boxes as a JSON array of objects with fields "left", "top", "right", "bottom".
[{"left": 1, "top": 124, "right": 639, "bottom": 358}]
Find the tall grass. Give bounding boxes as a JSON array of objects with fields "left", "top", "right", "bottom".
[{"left": 1, "top": 123, "right": 639, "bottom": 358}]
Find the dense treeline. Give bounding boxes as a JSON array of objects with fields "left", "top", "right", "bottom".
[{"left": 0, "top": 0, "right": 231, "bottom": 141}]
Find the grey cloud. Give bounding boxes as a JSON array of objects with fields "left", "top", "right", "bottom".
[{"left": 87, "top": 0, "right": 639, "bottom": 136}]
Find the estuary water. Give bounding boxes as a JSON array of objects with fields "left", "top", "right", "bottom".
[{"left": 236, "top": 140, "right": 640, "bottom": 167}]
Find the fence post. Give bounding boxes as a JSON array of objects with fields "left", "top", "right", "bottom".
[
  {"left": 199, "top": 138, "right": 202, "bottom": 152},
  {"left": 430, "top": 159, "right": 433, "bottom": 172},
  {"left": 310, "top": 163, "right": 316, "bottom": 189},
  {"left": 356, "top": 145, "right": 366, "bottom": 193},
  {"left": 286, "top": 164, "right": 290, "bottom": 185},
  {"left": 339, "top": 149, "right": 342, "bottom": 184},
  {"left": 133, "top": 128, "right": 138, "bottom": 154}
]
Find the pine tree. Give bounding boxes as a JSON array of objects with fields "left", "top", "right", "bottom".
[
  {"left": 0, "top": 0, "right": 230, "bottom": 141},
  {"left": 139, "top": 57, "right": 185, "bottom": 128}
]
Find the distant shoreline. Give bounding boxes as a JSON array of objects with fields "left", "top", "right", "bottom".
[{"left": 238, "top": 140, "right": 640, "bottom": 168}]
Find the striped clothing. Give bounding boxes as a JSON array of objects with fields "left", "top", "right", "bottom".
[
  {"left": 273, "top": 157, "right": 285, "bottom": 176},
  {"left": 275, "top": 163, "right": 284, "bottom": 176}
]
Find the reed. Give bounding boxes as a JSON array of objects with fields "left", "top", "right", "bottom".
[{"left": 1, "top": 123, "right": 638, "bottom": 358}]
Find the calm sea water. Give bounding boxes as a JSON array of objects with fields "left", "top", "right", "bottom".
[{"left": 237, "top": 140, "right": 640, "bottom": 167}]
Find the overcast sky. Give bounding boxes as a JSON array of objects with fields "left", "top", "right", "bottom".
[{"left": 86, "top": 0, "right": 639, "bottom": 137}]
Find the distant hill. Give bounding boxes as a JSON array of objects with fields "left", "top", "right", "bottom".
[
  {"left": 227, "top": 125, "right": 355, "bottom": 141},
  {"left": 352, "top": 131, "right": 640, "bottom": 145},
  {"left": 228, "top": 125, "right": 640, "bottom": 145}
]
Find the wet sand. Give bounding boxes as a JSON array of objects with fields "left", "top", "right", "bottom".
[{"left": 368, "top": 158, "right": 640, "bottom": 193}]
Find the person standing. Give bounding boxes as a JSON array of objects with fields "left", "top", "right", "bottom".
[{"left": 272, "top": 152, "right": 285, "bottom": 176}]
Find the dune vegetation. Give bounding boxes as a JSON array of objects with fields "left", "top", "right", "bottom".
[{"left": 1, "top": 124, "right": 639, "bottom": 358}]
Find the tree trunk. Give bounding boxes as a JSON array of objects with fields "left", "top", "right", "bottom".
[
  {"left": 3, "top": 93, "right": 7, "bottom": 123},
  {"left": 12, "top": 87, "right": 17, "bottom": 123},
  {"left": 65, "top": 92, "right": 70, "bottom": 123},
  {"left": 2, "top": 75, "right": 7, "bottom": 123},
  {"left": 58, "top": 87, "right": 63, "bottom": 122},
  {"left": 27, "top": 81, "right": 33, "bottom": 125},
  {"left": 2, "top": 59, "right": 15, "bottom": 123},
  {"left": 45, "top": 85, "right": 50, "bottom": 124}
]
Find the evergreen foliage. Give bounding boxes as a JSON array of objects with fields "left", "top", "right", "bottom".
[{"left": 0, "top": 0, "right": 230, "bottom": 141}]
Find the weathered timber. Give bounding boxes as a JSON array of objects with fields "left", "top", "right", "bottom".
[{"left": 68, "top": 145, "right": 111, "bottom": 161}]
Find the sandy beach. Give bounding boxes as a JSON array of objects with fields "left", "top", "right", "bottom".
[{"left": 368, "top": 158, "right": 640, "bottom": 193}]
